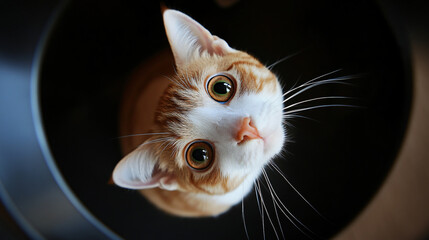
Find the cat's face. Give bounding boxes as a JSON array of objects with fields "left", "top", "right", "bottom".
[
  {"left": 113, "top": 10, "right": 285, "bottom": 199},
  {"left": 153, "top": 51, "right": 285, "bottom": 195}
]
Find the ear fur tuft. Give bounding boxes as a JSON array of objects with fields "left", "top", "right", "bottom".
[
  {"left": 112, "top": 144, "right": 178, "bottom": 191},
  {"left": 162, "top": 9, "right": 236, "bottom": 68}
]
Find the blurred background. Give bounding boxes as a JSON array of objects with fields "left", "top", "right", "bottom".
[{"left": 0, "top": 0, "right": 426, "bottom": 239}]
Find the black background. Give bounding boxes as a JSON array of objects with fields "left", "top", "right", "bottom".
[{"left": 40, "top": 0, "right": 410, "bottom": 239}]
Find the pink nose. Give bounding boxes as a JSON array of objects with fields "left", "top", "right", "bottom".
[{"left": 236, "top": 117, "right": 262, "bottom": 144}]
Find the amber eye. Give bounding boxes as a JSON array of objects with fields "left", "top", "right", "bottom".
[
  {"left": 185, "top": 141, "right": 214, "bottom": 171},
  {"left": 207, "top": 74, "right": 235, "bottom": 103}
]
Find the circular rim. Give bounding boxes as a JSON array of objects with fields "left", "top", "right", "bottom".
[{"left": 0, "top": 0, "right": 121, "bottom": 239}]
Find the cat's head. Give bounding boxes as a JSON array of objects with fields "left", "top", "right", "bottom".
[{"left": 113, "top": 10, "right": 285, "bottom": 197}]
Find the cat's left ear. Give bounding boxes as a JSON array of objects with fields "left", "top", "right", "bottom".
[
  {"left": 163, "top": 9, "right": 236, "bottom": 67},
  {"left": 112, "top": 145, "right": 178, "bottom": 191}
]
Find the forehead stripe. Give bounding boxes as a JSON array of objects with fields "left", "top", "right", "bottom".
[{"left": 226, "top": 60, "right": 264, "bottom": 71}]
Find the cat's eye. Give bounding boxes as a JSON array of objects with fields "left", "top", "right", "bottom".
[
  {"left": 206, "top": 74, "right": 235, "bottom": 103},
  {"left": 185, "top": 140, "right": 214, "bottom": 171}
]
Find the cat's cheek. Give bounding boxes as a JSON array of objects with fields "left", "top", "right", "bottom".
[
  {"left": 263, "top": 128, "right": 285, "bottom": 157},
  {"left": 238, "top": 141, "right": 266, "bottom": 168}
]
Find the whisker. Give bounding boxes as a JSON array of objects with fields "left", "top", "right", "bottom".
[
  {"left": 241, "top": 185, "right": 250, "bottom": 240},
  {"left": 262, "top": 169, "right": 285, "bottom": 240},
  {"left": 291, "top": 75, "right": 303, "bottom": 89},
  {"left": 140, "top": 137, "right": 173, "bottom": 147},
  {"left": 279, "top": 80, "right": 288, "bottom": 96},
  {"left": 159, "top": 139, "right": 175, "bottom": 155},
  {"left": 254, "top": 182, "right": 265, "bottom": 240},
  {"left": 283, "top": 77, "right": 352, "bottom": 104},
  {"left": 284, "top": 104, "right": 360, "bottom": 115},
  {"left": 283, "top": 113, "right": 316, "bottom": 122},
  {"left": 257, "top": 181, "right": 280, "bottom": 240},
  {"left": 257, "top": 180, "right": 280, "bottom": 240},
  {"left": 283, "top": 78, "right": 299, "bottom": 99},
  {"left": 269, "top": 162, "right": 333, "bottom": 225},
  {"left": 262, "top": 168, "right": 318, "bottom": 240},
  {"left": 284, "top": 96, "right": 353, "bottom": 110},
  {"left": 267, "top": 50, "right": 303, "bottom": 70},
  {"left": 282, "top": 69, "right": 346, "bottom": 97},
  {"left": 161, "top": 74, "right": 183, "bottom": 87}
]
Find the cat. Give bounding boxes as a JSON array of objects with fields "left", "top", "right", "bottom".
[{"left": 112, "top": 9, "right": 285, "bottom": 217}]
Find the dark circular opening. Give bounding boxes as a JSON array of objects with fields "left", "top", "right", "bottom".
[{"left": 40, "top": 0, "right": 410, "bottom": 239}]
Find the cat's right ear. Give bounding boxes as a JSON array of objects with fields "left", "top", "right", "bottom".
[
  {"left": 163, "top": 9, "right": 236, "bottom": 68},
  {"left": 112, "top": 145, "right": 178, "bottom": 191}
]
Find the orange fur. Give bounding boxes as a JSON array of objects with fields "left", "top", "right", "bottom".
[
  {"left": 119, "top": 49, "right": 273, "bottom": 216},
  {"left": 115, "top": 9, "right": 283, "bottom": 217}
]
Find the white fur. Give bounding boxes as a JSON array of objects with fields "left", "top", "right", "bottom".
[
  {"left": 177, "top": 71, "right": 285, "bottom": 204},
  {"left": 113, "top": 9, "right": 285, "bottom": 209},
  {"left": 187, "top": 82, "right": 284, "bottom": 161},
  {"left": 113, "top": 144, "right": 178, "bottom": 191},
  {"left": 163, "top": 10, "right": 236, "bottom": 67},
  {"left": 113, "top": 145, "right": 157, "bottom": 189},
  {"left": 195, "top": 169, "right": 262, "bottom": 206}
]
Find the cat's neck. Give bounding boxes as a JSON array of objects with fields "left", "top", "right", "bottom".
[
  {"left": 140, "top": 170, "right": 257, "bottom": 217},
  {"left": 140, "top": 188, "right": 230, "bottom": 217}
]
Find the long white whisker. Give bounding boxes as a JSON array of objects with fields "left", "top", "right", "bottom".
[
  {"left": 283, "top": 78, "right": 352, "bottom": 104},
  {"left": 283, "top": 96, "right": 353, "bottom": 110},
  {"left": 283, "top": 113, "right": 316, "bottom": 121},
  {"left": 242, "top": 185, "right": 250, "bottom": 240},
  {"left": 254, "top": 182, "right": 265, "bottom": 240},
  {"left": 262, "top": 169, "right": 285, "bottom": 239},
  {"left": 267, "top": 50, "right": 302, "bottom": 70},
  {"left": 285, "top": 78, "right": 300, "bottom": 98},
  {"left": 262, "top": 168, "right": 317, "bottom": 239},
  {"left": 257, "top": 180, "right": 280, "bottom": 240},
  {"left": 270, "top": 162, "right": 332, "bottom": 225},
  {"left": 141, "top": 137, "right": 173, "bottom": 146},
  {"left": 284, "top": 104, "right": 360, "bottom": 115},
  {"left": 282, "top": 69, "right": 343, "bottom": 97},
  {"left": 161, "top": 74, "right": 180, "bottom": 85}
]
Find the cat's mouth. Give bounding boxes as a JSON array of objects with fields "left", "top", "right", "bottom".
[{"left": 237, "top": 135, "right": 263, "bottom": 145}]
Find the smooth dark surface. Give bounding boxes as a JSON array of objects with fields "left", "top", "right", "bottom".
[
  {"left": 0, "top": 0, "right": 121, "bottom": 239},
  {"left": 0, "top": 0, "right": 411, "bottom": 239},
  {"left": 39, "top": 0, "right": 410, "bottom": 239},
  {"left": 0, "top": 203, "right": 28, "bottom": 240}
]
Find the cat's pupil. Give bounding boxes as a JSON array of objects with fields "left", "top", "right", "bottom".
[
  {"left": 192, "top": 148, "right": 208, "bottom": 162},
  {"left": 213, "top": 82, "right": 231, "bottom": 95}
]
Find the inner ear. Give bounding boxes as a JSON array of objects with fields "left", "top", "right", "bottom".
[
  {"left": 162, "top": 9, "right": 236, "bottom": 68},
  {"left": 112, "top": 144, "right": 179, "bottom": 191},
  {"left": 158, "top": 173, "right": 178, "bottom": 191},
  {"left": 151, "top": 164, "right": 179, "bottom": 191}
]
